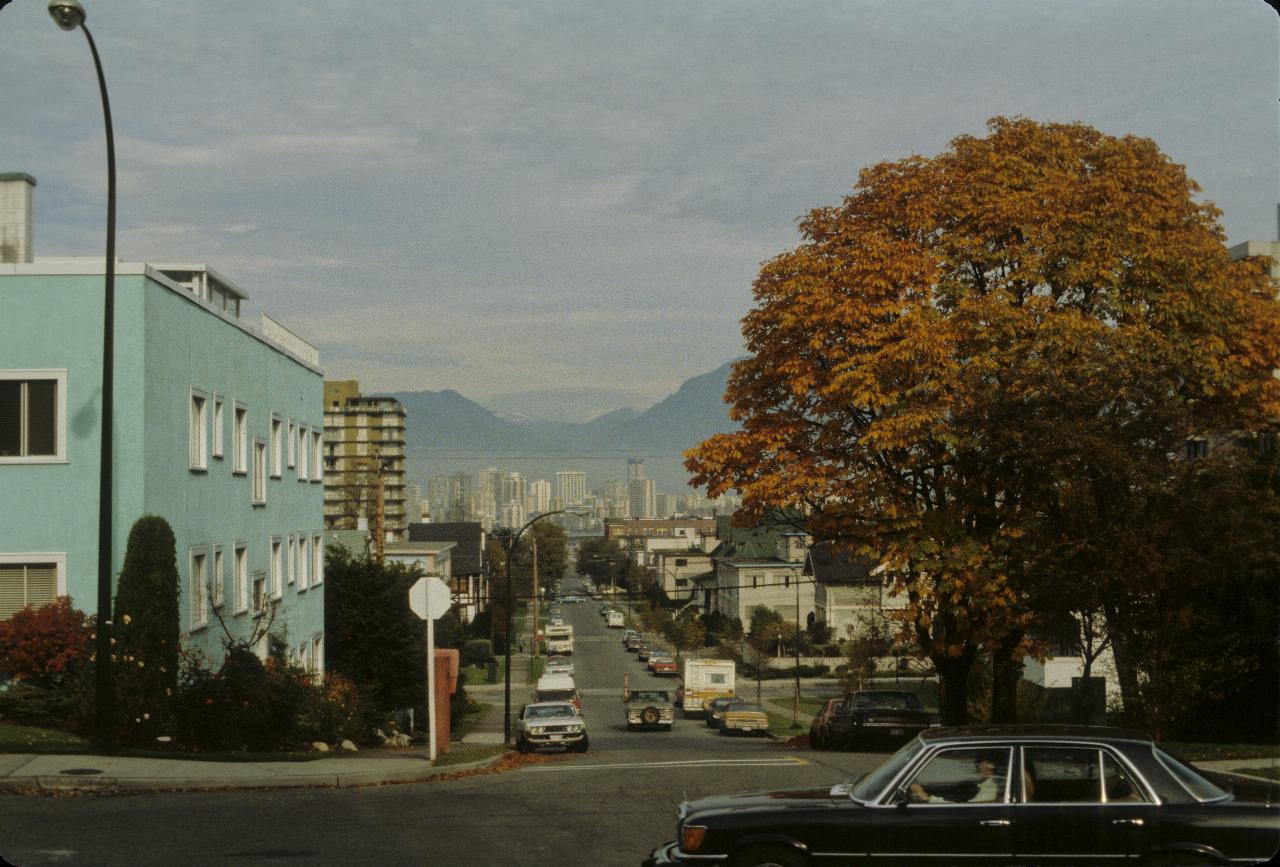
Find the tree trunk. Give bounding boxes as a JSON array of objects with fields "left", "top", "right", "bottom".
[
  {"left": 935, "top": 652, "right": 976, "bottom": 725},
  {"left": 990, "top": 634, "right": 1024, "bottom": 724},
  {"left": 1104, "top": 603, "right": 1145, "bottom": 726}
]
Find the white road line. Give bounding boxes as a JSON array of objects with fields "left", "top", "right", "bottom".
[{"left": 522, "top": 757, "right": 809, "bottom": 772}]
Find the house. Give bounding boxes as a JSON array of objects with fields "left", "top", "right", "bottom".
[
  {"left": 383, "top": 540, "right": 454, "bottom": 580},
  {"left": 806, "top": 542, "right": 893, "bottom": 637},
  {"left": 652, "top": 549, "right": 713, "bottom": 603},
  {"left": 407, "top": 522, "right": 490, "bottom": 623},
  {"left": 0, "top": 173, "right": 326, "bottom": 672},
  {"left": 706, "top": 515, "right": 814, "bottom": 625}
]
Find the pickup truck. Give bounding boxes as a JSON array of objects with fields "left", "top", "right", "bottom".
[{"left": 623, "top": 688, "right": 675, "bottom": 731}]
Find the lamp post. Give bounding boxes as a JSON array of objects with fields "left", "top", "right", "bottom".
[
  {"left": 502, "top": 510, "right": 583, "bottom": 743},
  {"left": 49, "top": 0, "right": 117, "bottom": 754}
]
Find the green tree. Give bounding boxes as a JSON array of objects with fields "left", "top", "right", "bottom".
[
  {"left": 324, "top": 546, "right": 426, "bottom": 732},
  {"left": 112, "top": 515, "right": 181, "bottom": 742},
  {"left": 665, "top": 609, "right": 706, "bottom": 660},
  {"left": 687, "top": 117, "right": 1280, "bottom": 723}
]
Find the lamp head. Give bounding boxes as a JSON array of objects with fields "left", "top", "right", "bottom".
[{"left": 48, "top": 0, "right": 86, "bottom": 30}]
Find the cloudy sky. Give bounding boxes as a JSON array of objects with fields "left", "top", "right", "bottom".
[{"left": 3, "top": 0, "right": 1276, "bottom": 420}]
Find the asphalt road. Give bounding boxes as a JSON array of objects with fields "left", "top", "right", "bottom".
[{"left": 0, "top": 580, "right": 889, "bottom": 867}]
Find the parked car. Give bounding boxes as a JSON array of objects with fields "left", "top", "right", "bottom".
[
  {"left": 561, "top": 594, "right": 586, "bottom": 603},
  {"left": 643, "top": 725, "right": 1280, "bottom": 867},
  {"left": 606, "top": 610, "right": 625, "bottom": 628},
  {"left": 705, "top": 697, "right": 744, "bottom": 729},
  {"left": 650, "top": 655, "right": 679, "bottom": 676},
  {"left": 624, "top": 689, "right": 675, "bottom": 731},
  {"left": 719, "top": 703, "right": 770, "bottom": 736},
  {"left": 544, "top": 656, "right": 574, "bottom": 677},
  {"left": 636, "top": 643, "right": 654, "bottom": 662},
  {"left": 532, "top": 674, "right": 581, "bottom": 714},
  {"left": 827, "top": 689, "right": 939, "bottom": 749},
  {"left": 805, "top": 697, "right": 841, "bottom": 749},
  {"left": 514, "top": 701, "right": 587, "bottom": 754}
]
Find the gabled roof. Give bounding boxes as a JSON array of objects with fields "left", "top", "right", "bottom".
[
  {"left": 407, "top": 522, "right": 486, "bottom": 575},
  {"left": 804, "top": 542, "right": 880, "bottom": 585}
]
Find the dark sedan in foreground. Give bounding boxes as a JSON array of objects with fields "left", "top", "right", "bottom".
[{"left": 644, "top": 725, "right": 1279, "bottom": 867}]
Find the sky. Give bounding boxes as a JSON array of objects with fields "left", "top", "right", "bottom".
[{"left": 2, "top": 0, "right": 1277, "bottom": 422}]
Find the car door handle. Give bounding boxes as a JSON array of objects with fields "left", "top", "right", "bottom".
[
  {"left": 980, "top": 820, "right": 1012, "bottom": 827},
  {"left": 1112, "top": 818, "right": 1145, "bottom": 827}
]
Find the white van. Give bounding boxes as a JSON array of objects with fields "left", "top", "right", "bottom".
[
  {"left": 546, "top": 624, "right": 574, "bottom": 655},
  {"left": 533, "top": 673, "right": 581, "bottom": 713},
  {"left": 606, "top": 610, "right": 625, "bottom": 628}
]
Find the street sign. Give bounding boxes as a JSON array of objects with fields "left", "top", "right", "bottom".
[{"left": 409, "top": 575, "right": 451, "bottom": 620}]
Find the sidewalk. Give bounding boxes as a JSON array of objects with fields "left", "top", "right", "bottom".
[{"left": 463, "top": 652, "right": 531, "bottom": 745}]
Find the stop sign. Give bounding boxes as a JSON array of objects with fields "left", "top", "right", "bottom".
[{"left": 408, "top": 575, "right": 451, "bottom": 620}]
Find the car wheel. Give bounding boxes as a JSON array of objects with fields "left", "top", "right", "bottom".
[
  {"left": 731, "top": 844, "right": 808, "bottom": 867},
  {"left": 572, "top": 736, "right": 589, "bottom": 753},
  {"left": 1142, "top": 853, "right": 1219, "bottom": 867},
  {"left": 641, "top": 706, "right": 661, "bottom": 726},
  {"left": 516, "top": 736, "right": 530, "bottom": 754}
]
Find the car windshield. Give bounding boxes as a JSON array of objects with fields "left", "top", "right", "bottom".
[
  {"left": 853, "top": 693, "right": 923, "bottom": 710},
  {"left": 851, "top": 739, "right": 925, "bottom": 802},
  {"left": 728, "top": 704, "right": 764, "bottom": 714},
  {"left": 535, "top": 689, "right": 576, "bottom": 703},
  {"left": 525, "top": 704, "right": 575, "bottom": 719},
  {"left": 631, "top": 691, "right": 668, "bottom": 702}
]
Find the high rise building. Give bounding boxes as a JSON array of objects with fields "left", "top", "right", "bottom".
[
  {"left": 556, "top": 470, "right": 587, "bottom": 506},
  {"left": 629, "top": 478, "right": 657, "bottom": 519},
  {"left": 501, "top": 471, "right": 526, "bottom": 509},
  {"left": 404, "top": 481, "right": 425, "bottom": 523},
  {"left": 497, "top": 499, "right": 526, "bottom": 530},
  {"left": 529, "top": 479, "right": 552, "bottom": 514},
  {"left": 627, "top": 457, "right": 646, "bottom": 483},
  {"left": 446, "top": 472, "right": 473, "bottom": 522},
  {"left": 322, "top": 380, "right": 407, "bottom": 538}
]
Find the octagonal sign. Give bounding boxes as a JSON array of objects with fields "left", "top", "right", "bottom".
[{"left": 409, "top": 575, "right": 451, "bottom": 620}]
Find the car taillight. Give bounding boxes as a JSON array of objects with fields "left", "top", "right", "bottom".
[{"left": 681, "top": 825, "right": 707, "bottom": 852}]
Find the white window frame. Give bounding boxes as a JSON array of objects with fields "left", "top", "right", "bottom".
[
  {"left": 0, "top": 369, "right": 69, "bottom": 464},
  {"left": 251, "top": 569, "right": 267, "bottom": 616},
  {"left": 311, "top": 533, "right": 324, "bottom": 586},
  {"left": 189, "top": 547, "right": 209, "bottom": 629},
  {"left": 297, "top": 640, "right": 310, "bottom": 673},
  {"left": 287, "top": 419, "right": 296, "bottom": 468},
  {"left": 233, "top": 542, "right": 249, "bottom": 614},
  {"left": 311, "top": 431, "right": 324, "bottom": 482},
  {"left": 271, "top": 536, "right": 284, "bottom": 600},
  {"left": 0, "top": 553, "right": 68, "bottom": 617},
  {"left": 270, "top": 415, "right": 283, "bottom": 478},
  {"left": 211, "top": 544, "right": 225, "bottom": 608},
  {"left": 189, "top": 389, "right": 209, "bottom": 471},
  {"left": 311, "top": 634, "right": 324, "bottom": 678},
  {"left": 232, "top": 402, "right": 248, "bottom": 475},
  {"left": 211, "top": 396, "right": 225, "bottom": 459},
  {"left": 297, "top": 425, "right": 310, "bottom": 482},
  {"left": 252, "top": 438, "right": 267, "bottom": 505},
  {"left": 298, "top": 534, "right": 310, "bottom": 590},
  {"left": 287, "top": 534, "right": 297, "bottom": 585}
]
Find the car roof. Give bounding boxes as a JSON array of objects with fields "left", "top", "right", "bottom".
[
  {"left": 918, "top": 724, "right": 1152, "bottom": 744},
  {"left": 536, "top": 674, "right": 576, "bottom": 689}
]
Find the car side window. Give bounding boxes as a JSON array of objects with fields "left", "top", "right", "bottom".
[
  {"left": 1101, "top": 753, "right": 1147, "bottom": 803},
  {"left": 907, "top": 747, "right": 1012, "bottom": 804},
  {"left": 1024, "top": 747, "right": 1109, "bottom": 803}
]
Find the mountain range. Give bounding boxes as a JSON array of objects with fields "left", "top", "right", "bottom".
[{"left": 389, "top": 361, "right": 739, "bottom": 490}]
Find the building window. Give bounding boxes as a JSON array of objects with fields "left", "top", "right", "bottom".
[
  {"left": 312, "top": 634, "right": 324, "bottom": 678},
  {"left": 211, "top": 545, "right": 225, "bottom": 608},
  {"left": 234, "top": 543, "right": 248, "bottom": 614},
  {"left": 233, "top": 403, "right": 248, "bottom": 474},
  {"left": 311, "top": 431, "right": 323, "bottom": 482},
  {"left": 297, "top": 426, "right": 310, "bottom": 481},
  {"left": 211, "top": 397, "right": 224, "bottom": 459},
  {"left": 0, "top": 371, "right": 67, "bottom": 463},
  {"left": 252, "top": 439, "right": 267, "bottom": 505},
  {"left": 271, "top": 537, "right": 283, "bottom": 599},
  {"left": 287, "top": 534, "right": 297, "bottom": 585},
  {"left": 675, "top": 578, "right": 689, "bottom": 588},
  {"left": 311, "top": 533, "right": 323, "bottom": 585},
  {"left": 298, "top": 535, "right": 311, "bottom": 590},
  {"left": 251, "top": 570, "right": 267, "bottom": 615},
  {"left": 0, "top": 558, "right": 60, "bottom": 620},
  {"left": 190, "top": 549, "right": 208, "bottom": 629},
  {"left": 752, "top": 575, "right": 758, "bottom": 589},
  {"left": 675, "top": 558, "right": 688, "bottom": 567},
  {"left": 287, "top": 420, "right": 296, "bottom": 468},
  {"left": 189, "top": 390, "right": 209, "bottom": 470},
  {"left": 1185, "top": 438, "right": 1208, "bottom": 460},
  {"left": 271, "top": 416, "right": 283, "bottom": 478},
  {"left": 784, "top": 574, "right": 790, "bottom": 589}
]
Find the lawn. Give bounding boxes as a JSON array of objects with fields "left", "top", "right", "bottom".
[{"left": 0, "top": 722, "right": 88, "bottom": 753}]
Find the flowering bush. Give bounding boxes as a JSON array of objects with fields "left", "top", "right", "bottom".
[{"left": 0, "top": 597, "right": 93, "bottom": 687}]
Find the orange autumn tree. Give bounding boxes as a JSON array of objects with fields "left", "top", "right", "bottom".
[{"left": 686, "top": 117, "right": 1280, "bottom": 725}]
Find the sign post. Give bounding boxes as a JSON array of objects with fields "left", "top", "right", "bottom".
[{"left": 409, "top": 575, "right": 452, "bottom": 762}]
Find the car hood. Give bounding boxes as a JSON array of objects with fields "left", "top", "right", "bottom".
[
  {"left": 686, "top": 786, "right": 842, "bottom": 820},
  {"left": 523, "top": 715, "right": 582, "bottom": 726}
]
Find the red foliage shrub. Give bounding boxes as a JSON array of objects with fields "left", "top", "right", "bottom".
[{"left": 0, "top": 596, "right": 94, "bottom": 686}]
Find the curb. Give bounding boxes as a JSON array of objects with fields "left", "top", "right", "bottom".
[{"left": 0, "top": 751, "right": 511, "bottom": 795}]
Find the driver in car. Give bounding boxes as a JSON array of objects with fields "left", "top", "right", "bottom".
[{"left": 909, "top": 753, "right": 1006, "bottom": 803}]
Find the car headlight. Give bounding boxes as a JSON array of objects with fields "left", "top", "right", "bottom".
[{"left": 529, "top": 726, "right": 546, "bottom": 734}]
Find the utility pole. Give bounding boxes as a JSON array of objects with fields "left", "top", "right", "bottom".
[
  {"left": 372, "top": 455, "right": 386, "bottom": 562},
  {"left": 530, "top": 539, "right": 539, "bottom": 662},
  {"left": 792, "top": 569, "right": 802, "bottom": 730}
]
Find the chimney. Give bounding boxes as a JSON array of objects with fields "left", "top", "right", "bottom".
[{"left": 0, "top": 173, "right": 36, "bottom": 264}]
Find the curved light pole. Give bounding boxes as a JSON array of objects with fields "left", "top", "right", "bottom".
[
  {"left": 49, "top": 0, "right": 117, "bottom": 754},
  {"left": 502, "top": 510, "right": 584, "bottom": 743}
]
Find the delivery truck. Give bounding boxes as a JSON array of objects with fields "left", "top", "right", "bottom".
[{"left": 676, "top": 658, "right": 736, "bottom": 716}]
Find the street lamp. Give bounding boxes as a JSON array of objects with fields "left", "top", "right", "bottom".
[
  {"left": 49, "top": 0, "right": 118, "bottom": 754},
  {"left": 502, "top": 510, "right": 585, "bottom": 743}
]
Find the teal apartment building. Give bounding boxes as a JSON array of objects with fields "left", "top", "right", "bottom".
[{"left": 0, "top": 174, "right": 326, "bottom": 671}]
